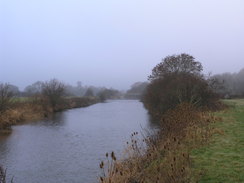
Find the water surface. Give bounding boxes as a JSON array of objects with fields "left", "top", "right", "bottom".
[{"left": 0, "top": 100, "right": 152, "bottom": 183}]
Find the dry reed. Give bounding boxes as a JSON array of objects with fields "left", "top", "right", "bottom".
[{"left": 99, "top": 103, "right": 219, "bottom": 183}]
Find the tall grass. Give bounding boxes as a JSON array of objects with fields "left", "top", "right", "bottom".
[
  {"left": 0, "top": 96, "right": 98, "bottom": 132},
  {"left": 99, "top": 103, "right": 219, "bottom": 183}
]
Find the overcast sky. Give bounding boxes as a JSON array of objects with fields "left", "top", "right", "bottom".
[{"left": 0, "top": 0, "right": 243, "bottom": 90}]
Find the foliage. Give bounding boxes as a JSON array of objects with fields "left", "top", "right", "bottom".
[
  {"left": 84, "top": 88, "right": 94, "bottom": 97},
  {"left": 41, "top": 79, "right": 66, "bottom": 111},
  {"left": 24, "top": 81, "right": 43, "bottom": 96},
  {"left": 143, "top": 54, "right": 219, "bottom": 118},
  {"left": 148, "top": 53, "right": 203, "bottom": 81},
  {"left": 0, "top": 83, "right": 13, "bottom": 113},
  {"left": 124, "top": 82, "right": 148, "bottom": 99},
  {"left": 97, "top": 89, "right": 121, "bottom": 101}
]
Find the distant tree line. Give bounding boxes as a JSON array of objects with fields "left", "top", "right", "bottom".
[
  {"left": 0, "top": 79, "right": 123, "bottom": 113},
  {"left": 124, "top": 82, "right": 148, "bottom": 99},
  {"left": 212, "top": 68, "right": 244, "bottom": 98},
  {"left": 23, "top": 80, "right": 122, "bottom": 99}
]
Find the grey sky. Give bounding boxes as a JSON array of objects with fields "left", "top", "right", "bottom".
[{"left": 0, "top": 0, "right": 243, "bottom": 90}]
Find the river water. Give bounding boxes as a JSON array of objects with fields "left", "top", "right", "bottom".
[{"left": 0, "top": 100, "right": 153, "bottom": 183}]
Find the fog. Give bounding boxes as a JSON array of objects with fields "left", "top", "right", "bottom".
[{"left": 0, "top": 0, "right": 243, "bottom": 90}]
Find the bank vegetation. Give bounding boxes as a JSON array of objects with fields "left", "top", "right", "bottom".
[
  {"left": 98, "top": 54, "right": 238, "bottom": 183},
  {"left": 0, "top": 79, "right": 99, "bottom": 133}
]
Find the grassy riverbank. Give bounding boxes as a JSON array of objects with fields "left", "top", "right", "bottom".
[
  {"left": 100, "top": 100, "right": 243, "bottom": 182},
  {"left": 0, "top": 97, "right": 99, "bottom": 133},
  {"left": 191, "top": 99, "right": 244, "bottom": 182}
]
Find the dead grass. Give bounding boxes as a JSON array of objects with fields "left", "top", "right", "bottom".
[
  {"left": 0, "top": 102, "right": 47, "bottom": 131},
  {"left": 99, "top": 103, "right": 219, "bottom": 183},
  {"left": 0, "top": 97, "right": 98, "bottom": 132}
]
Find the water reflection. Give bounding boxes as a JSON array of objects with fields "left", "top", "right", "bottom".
[{"left": 35, "top": 111, "right": 66, "bottom": 127}]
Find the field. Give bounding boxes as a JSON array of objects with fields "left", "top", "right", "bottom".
[
  {"left": 191, "top": 99, "right": 244, "bottom": 182},
  {"left": 11, "top": 97, "right": 32, "bottom": 103}
]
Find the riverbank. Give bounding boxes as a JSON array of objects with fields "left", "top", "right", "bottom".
[
  {"left": 0, "top": 97, "right": 99, "bottom": 133},
  {"left": 100, "top": 100, "right": 243, "bottom": 182}
]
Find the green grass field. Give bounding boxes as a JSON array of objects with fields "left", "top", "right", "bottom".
[
  {"left": 191, "top": 99, "right": 244, "bottom": 182},
  {"left": 11, "top": 97, "right": 32, "bottom": 103}
]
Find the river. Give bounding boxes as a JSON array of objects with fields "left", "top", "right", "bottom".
[{"left": 0, "top": 100, "right": 153, "bottom": 183}]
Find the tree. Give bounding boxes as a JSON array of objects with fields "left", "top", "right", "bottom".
[
  {"left": 24, "top": 81, "right": 43, "bottom": 96},
  {"left": 125, "top": 82, "right": 148, "bottom": 99},
  {"left": 41, "top": 79, "right": 66, "bottom": 110},
  {"left": 0, "top": 83, "right": 13, "bottom": 113},
  {"left": 97, "top": 88, "right": 121, "bottom": 101},
  {"left": 148, "top": 53, "right": 203, "bottom": 81},
  {"left": 212, "top": 68, "right": 244, "bottom": 98},
  {"left": 8, "top": 84, "right": 20, "bottom": 96},
  {"left": 84, "top": 88, "right": 94, "bottom": 97},
  {"left": 143, "top": 54, "right": 219, "bottom": 118}
]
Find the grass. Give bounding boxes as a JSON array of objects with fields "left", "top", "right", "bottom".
[
  {"left": 11, "top": 97, "right": 31, "bottom": 102},
  {"left": 191, "top": 99, "right": 244, "bottom": 182}
]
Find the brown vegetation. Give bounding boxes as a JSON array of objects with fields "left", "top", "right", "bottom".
[
  {"left": 0, "top": 97, "right": 98, "bottom": 132},
  {"left": 0, "top": 79, "right": 99, "bottom": 132},
  {"left": 99, "top": 103, "right": 220, "bottom": 183},
  {"left": 99, "top": 54, "right": 222, "bottom": 183}
]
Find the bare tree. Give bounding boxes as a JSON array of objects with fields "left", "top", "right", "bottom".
[
  {"left": 0, "top": 83, "right": 13, "bottom": 113},
  {"left": 41, "top": 79, "right": 66, "bottom": 110},
  {"left": 24, "top": 81, "right": 43, "bottom": 96}
]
